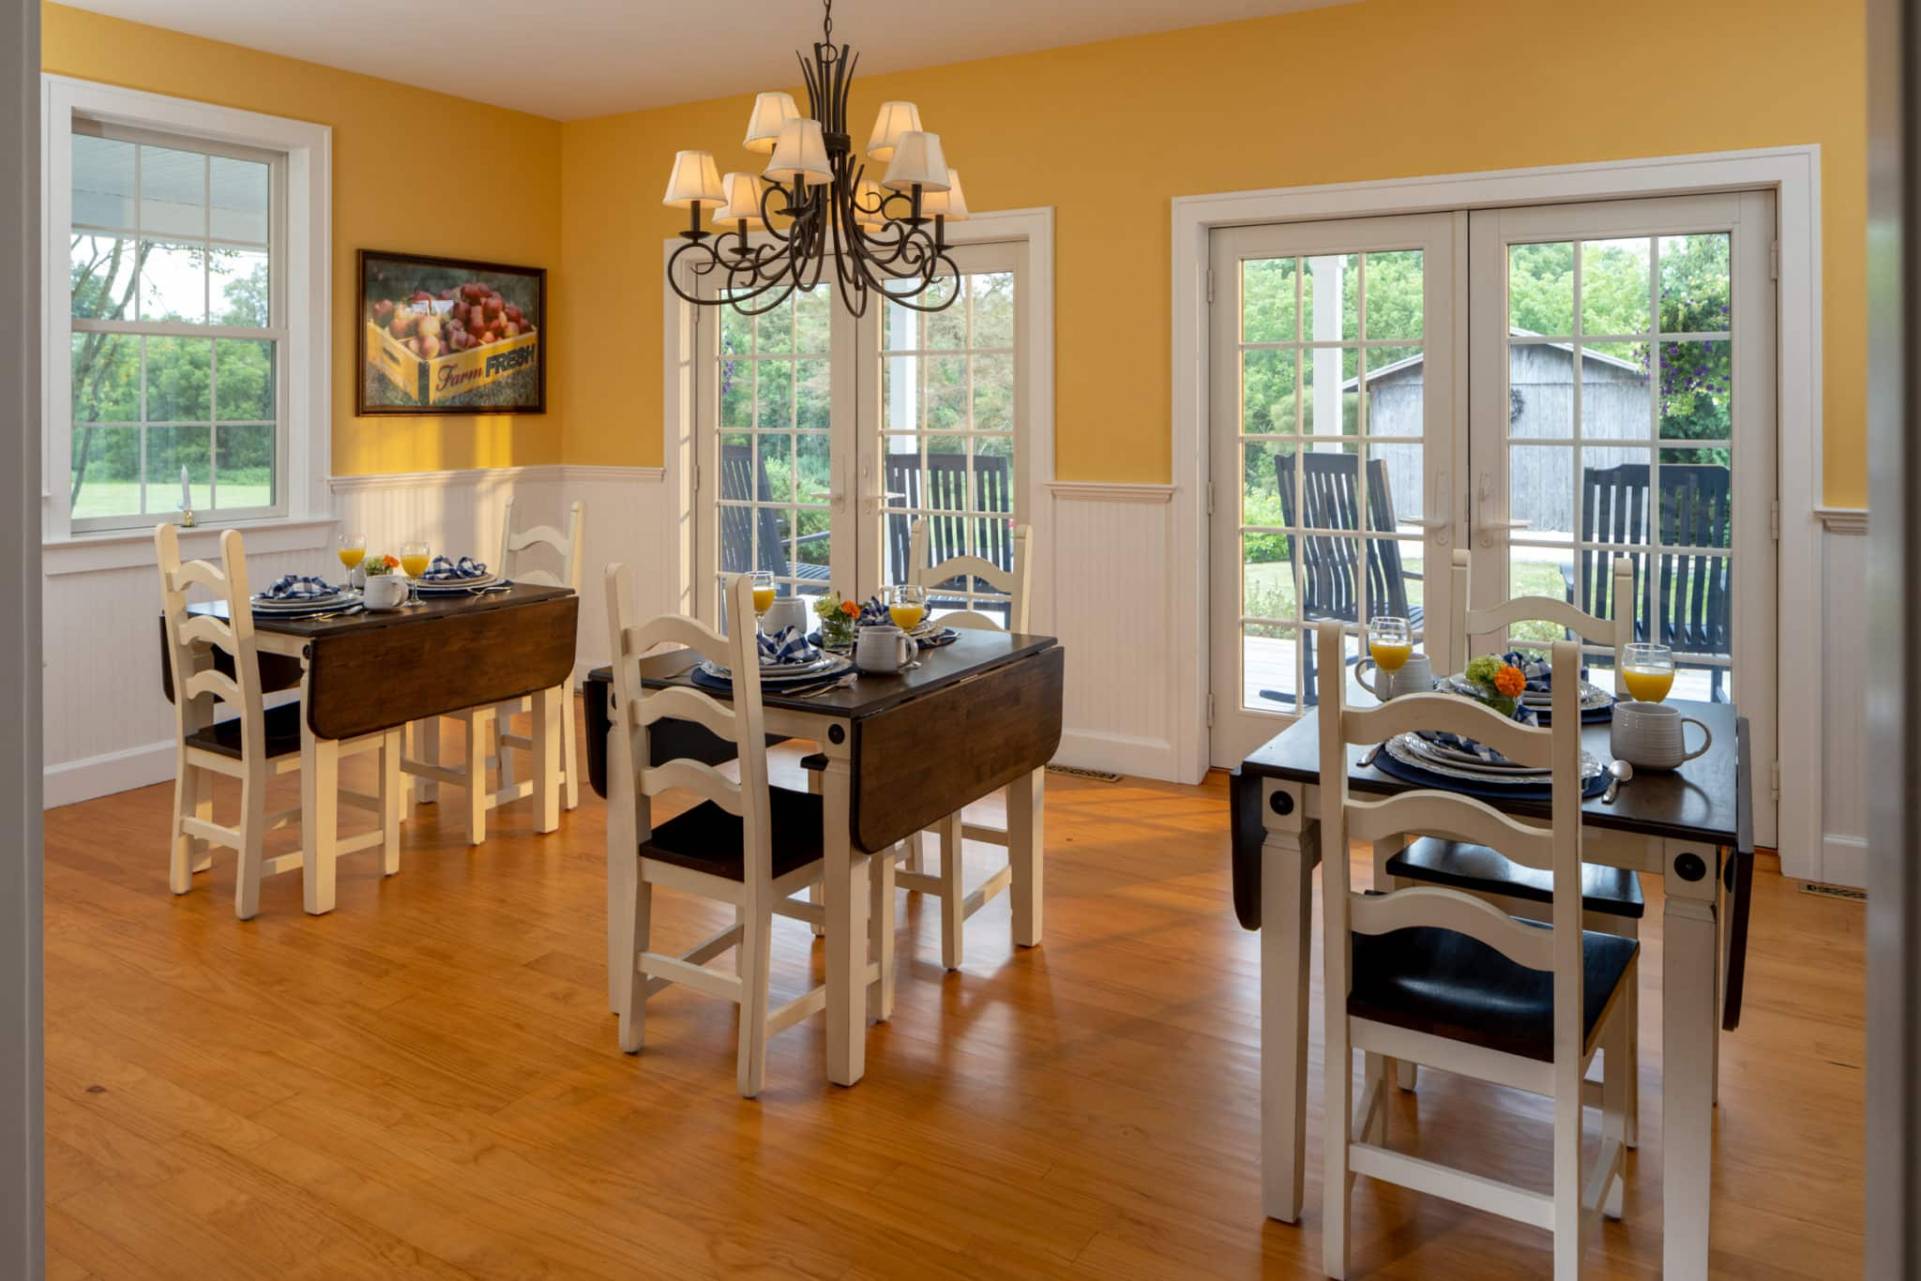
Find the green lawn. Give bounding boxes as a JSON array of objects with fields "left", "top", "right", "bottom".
[{"left": 72, "top": 477, "right": 274, "bottom": 520}]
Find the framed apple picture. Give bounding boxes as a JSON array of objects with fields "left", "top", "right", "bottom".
[{"left": 356, "top": 249, "right": 547, "bottom": 415}]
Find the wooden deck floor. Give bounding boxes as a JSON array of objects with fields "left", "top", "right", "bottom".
[{"left": 41, "top": 724, "right": 1864, "bottom": 1279}]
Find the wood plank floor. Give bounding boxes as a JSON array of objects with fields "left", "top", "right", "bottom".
[{"left": 42, "top": 722, "right": 1864, "bottom": 1279}]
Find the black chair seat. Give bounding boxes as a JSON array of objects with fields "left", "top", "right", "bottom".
[
  {"left": 1385, "top": 836, "right": 1644, "bottom": 920},
  {"left": 641, "top": 785, "right": 824, "bottom": 882},
  {"left": 183, "top": 701, "right": 304, "bottom": 760},
  {"left": 1350, "top": 924, "right": 1638, "bottom": 1062}
]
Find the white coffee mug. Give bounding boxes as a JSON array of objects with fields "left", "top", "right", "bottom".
[
  {"left": 1356, "top": 653, "right": 1433, "bottom": 702},
  {"left": 1610, "top": 700, "right": 1711, "bottom": 770},
  {"left": 855, "top": 624, "right": 914, "bottom": 674},
  {"left": 764, "top": 596, "right": 808, "bottom": 637},
  {"left": 362, "top": 574, "right": 407, "bottom": 612}
]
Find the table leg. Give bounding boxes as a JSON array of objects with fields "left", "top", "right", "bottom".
[
  {"left": 300, "top": 726, "right": 340, "bottom": 916},
  {"left": 1009, "top": 766, "right": 1045, "bottom": 948},
  {"left": 531, "top": 686, "right": 562, "bottom": 834},
  {"left": 1262, "top": 780, "right": 1320, "bottom": 1224},
  {"left": 1662, "top": 838, "right": 1720, "bottom": 1281},
  {"left": 820, "top": 751, "right": 867, "bottom": 1086}
]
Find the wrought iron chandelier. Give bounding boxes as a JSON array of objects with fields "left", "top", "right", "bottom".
[{"left": 660, "top": 0, "right": 967, "bottom": 318}]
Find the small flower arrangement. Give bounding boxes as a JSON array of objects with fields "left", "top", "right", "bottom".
[
  {"left": 813, "top": 591, "right": 861, "bottom": 648},
  {"left": 362, "top": 554, "right": 401, "bottom": 576},
  {"left": 1463, "top": 655, "right": 1528, "bottom": 718}
]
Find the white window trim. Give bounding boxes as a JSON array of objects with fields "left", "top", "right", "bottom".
[
  {"left": 1171, "top": 145, "right": 1823, "bottom": 877},
  {"left": 659, "top": 206, "right": 1056, "bottom": 634},
  {"left": 40, "top": 75, "right": 333, "bottom": 570}
]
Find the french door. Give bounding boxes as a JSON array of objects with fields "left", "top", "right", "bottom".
[
  {"left": 1207, "top": 213, "right": 1461, "bottom": 765},
  {"left": 1207, "top": 192, "right": 1778, "bottom": 841},
  {"left": 1467, "top": 193, "right": 1777, "bottom": 841},
  {"left": 692, "top": 241, "right": 1027, "bottom": 625}
]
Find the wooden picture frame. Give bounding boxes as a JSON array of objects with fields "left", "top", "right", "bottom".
[{"left": 355, "top": 249, "right": 547, "bottom": 416}]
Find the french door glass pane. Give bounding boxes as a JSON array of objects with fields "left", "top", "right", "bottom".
[
  {"left": 1231, "top": 248, "right": 1426, "bottom": 710},
  {"left": 717, "top": 287, "right": 834, "bottom": 601},
  {"left": 1500, "top": 231, "right": 1736, "bottom": 696},
  {"left": 881, "top": 269, "right": 1016, "bottom": 622}
]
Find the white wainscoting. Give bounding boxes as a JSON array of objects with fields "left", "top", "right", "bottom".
[
  {"left": 1817, "top": 511, "right": 1869, "bottom": 887},
  {"left": 1042, "top": 482, "right": 1183, "bottom": 779}
]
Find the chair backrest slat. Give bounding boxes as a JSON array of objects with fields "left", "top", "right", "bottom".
[
  {"left": 155, "top": 525, "right": 268, "bottom": 759},
  {"left": 500, "top": 498, "right": 584, "bottom": 591},
  {"left": 605, "top": 567, "right": 773, "bottom": 886},
  {"left": 1317, "top": 622, "right": 1585, "bottom": 1070},
  {"left": 1276, "top": 453, "right": 1413, "bottom": 623},
  {"left": 907, "top": 517, "right": 1031, "bottom": 633},
  {"left": 1452, "top": 548, "right": 1634, "bottom": 692}
]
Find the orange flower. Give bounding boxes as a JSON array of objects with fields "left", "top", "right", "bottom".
[
  {"left": 1492, "top": 664, "right": 1526, "bottom": 698},
  {"left": 840, "top": 599, "right": 860, "bottom": 618},
  {"left": 381, "top": 554, "right": 400, "bottom": 569}
]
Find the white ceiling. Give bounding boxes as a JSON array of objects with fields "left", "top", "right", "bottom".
[{"left": 62, "top": 0, "right": 1351, "bottom": 120}]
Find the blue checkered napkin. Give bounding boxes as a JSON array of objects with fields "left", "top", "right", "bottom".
[
  {"left": 1423, "top": 688, "right": 1539, "bottom": 763},
  {"left": 857, "top": 595, "right": 890, "bottom": 627},
  {"left": 756, "top": 625, "right": 819, "bottom": 666},
  {"left": 421, "top": 555, "right": 489, "bottom": 582},
  {"left": 260, "top": 574, "right": 339, "bottom": 600}
]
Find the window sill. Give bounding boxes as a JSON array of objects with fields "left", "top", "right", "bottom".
[{"left": 43, "top": 514, "right": 339, "bottom": 576}]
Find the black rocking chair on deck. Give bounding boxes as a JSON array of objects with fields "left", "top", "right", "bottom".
[
  {"left": 1561, "top": 461, "right": 1733, "bottom": 701},
  {"left": 885, "top": 451, "right": 1015, "bottom": 625},
  {"left": 719, "top": 443, "right": 832, "bottom": 590},
  {"left": 1258, "top": 452, "right": 1423, "bottom": 710}
]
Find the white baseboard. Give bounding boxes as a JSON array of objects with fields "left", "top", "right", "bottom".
[
  {"left": 44, "top": 738, "right": 175, "bottom": 809},
  {"left": 1821, "top": 835, "right": 1869, "bottom": 890},
  {"left": 1053, "top": 730, "right": 1181, "bottom": 783}
]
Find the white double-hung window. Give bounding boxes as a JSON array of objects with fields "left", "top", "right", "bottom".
[{"left": 43, "top": 77, "right": 330, "bottom": 546}]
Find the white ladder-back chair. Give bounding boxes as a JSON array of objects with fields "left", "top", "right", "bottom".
[
  {"left": 407, "top": 499, "right": 584, "bottom": 843},
  {"left": 605, "top": 568, "right": 891, "bottom": 1097},
  {"left": 1316, "top": 625, "right": 1635, "bottom": 1279},
  {"left": 156, "top": 526, "right": 404, "bottom": 918},
  {"left": 899, "top": 516, "right": 1033, "bottom": 970},
  {"left": 1379, "top": 548, "right": 1643, "bottom": 1139}
]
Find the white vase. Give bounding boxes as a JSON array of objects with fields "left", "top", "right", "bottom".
[{"left": 363, "top": 575, "right": 407, "bottom": 612}]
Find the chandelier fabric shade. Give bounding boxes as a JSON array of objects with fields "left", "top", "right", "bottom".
[
  {"left": 742, "top": 92, "right": 799, "bottom": 153},
  {"left": 866, "top": 100, "right": 924, "bottom": 163},
  {"left": 715, "top": 172, "right": 768, "bottom": 229},
  {"left": 660, "top": 0, "right": 965, "bottom": 316},
  {"left": 920, "top": 169, "right": 969, "bottom": 221},
  {"left": 881, "top": 132, "right": 949, "bottom": 193},
  {"left": 764, "top": 118, "right": 834, "bottom": 186}
]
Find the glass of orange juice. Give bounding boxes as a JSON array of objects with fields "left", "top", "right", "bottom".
[
  {"left": 888, "top": 584, "right": 927, "bottom": 632},
  {"left": 1368, "top": 615, "right": 1412, "bottom": 673},
  {"left": 335, "top": 532, "right": 366, "bottom": 587},
  {"left": 399, "top": 541, "right": 431, "bottom": 607},
  {"left": 749, "top": 571, "right": 776, "bottom": 626},
  {"left": 1622, "top": 642, "right": 1675, "bottom": 702}
]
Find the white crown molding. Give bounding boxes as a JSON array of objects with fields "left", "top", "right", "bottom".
[
  {"left": 1816, "top": 505, "right": 1869, "bottom": 533},
  {"left": 1048, "top": 481, "right": 1176, "bottom": 504}
]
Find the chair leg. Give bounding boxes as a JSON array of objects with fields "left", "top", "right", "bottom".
[
  {"left": 736, "top": 896, "right": 773, "bottom": 1099},
  {"left": 1551, "top": 1056, "right": 1585, "bottom": 1280},
  {"left": 169, "top": 754, "right": 196, "bottom": 895},
  {"left": 1624, "top": 937, "right": 1641, "bottom": 1148},
  {"left": 464, "top": 709, "right": 492, "bottom": 846},
  {"left": 234, "top": 760, "right": 267, "bottom": 920},
  {"left": 938, "top": 811, "right": 964, "bottom": 972},
  {"left": 1362, "top": 1052, "right": 1388, "bottom": 1145},
  {"left": 380, "top": 728, "right": 403, "bottom": 876},
  {"left": 1603, "top": 1010, "right": 1629, "bottom": 1222},
  {"left": 617, "top": 871, "right": 652, "bottom": 1054},
  {"left": 905, "top": 830, "right": 926, "bottom": 877},
  {"left": 494, "top": 701, "right": 517, "bottom": 799},
  {"left": 868, "top": 849, "right": 896, "bottom": 1024},
  {"left": 190, "top": 766, "right": 215, "bottom": 874},
  {"left": 806, "top": 767, "right": 825, "bottom": 937},
  {"left": 1322, "top": 1033, "right": 1352, "bottom": 1279},
  {"left": 561, "top": 689, "right": 580, "bottom": 811}
]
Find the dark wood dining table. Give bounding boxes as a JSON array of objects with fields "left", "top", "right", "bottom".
[
  {"left": 166, "top": 584, "right": 578, "bottom": 912},
  {"left": 584, "top": 629, "right": 1065, "bottom": 1085},
  {"left": 1230, "top": 700, "right": 1754, "bottom": 1281}
]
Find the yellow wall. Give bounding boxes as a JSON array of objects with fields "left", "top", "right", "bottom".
[
  {"left": 558, "top": 0, "right": 1869, "bottom": 504},
  {"left": 41, "top": 2, "right": 565, "bottom": 476}
]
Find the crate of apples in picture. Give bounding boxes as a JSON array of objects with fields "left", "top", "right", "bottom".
[{"left": 357, "top": 252, "right": 546, "bottom": 413}]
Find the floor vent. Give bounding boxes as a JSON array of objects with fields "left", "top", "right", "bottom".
[
  {"left": 1047, "top": 764, "right": 1122, "bottom": 783},
  {"left": 1801, "top": 881, "right": 1868, "bottom": 903}
]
